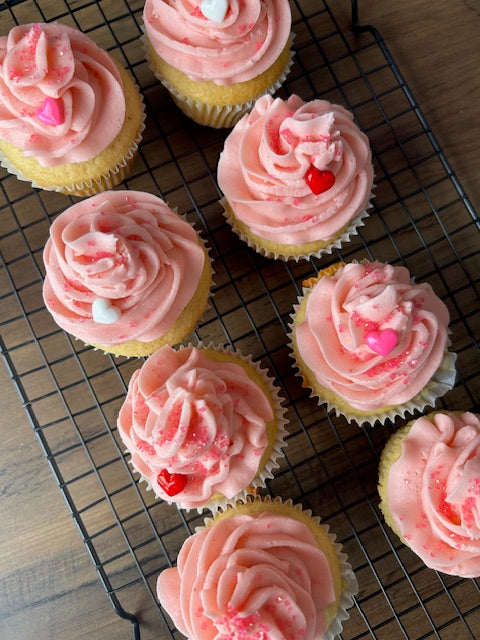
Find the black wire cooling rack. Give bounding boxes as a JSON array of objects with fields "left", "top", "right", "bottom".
[{"left": 1, "top": 1, "right": 480, "bottom": 638}]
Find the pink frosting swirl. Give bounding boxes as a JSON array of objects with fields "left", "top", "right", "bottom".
[
  {"left": 386, "top": 412, "right": 480, "bottom": 577},
  {"left": 294, "top": 262, "right": 450, "bottom": 411},
  {"left": 0, "top": 23, "right": 125, "bottom": 167},
  {"left": 157, "top": 511, "right": 336, "bottom": 639},
  {"left": 42, "top": 191, "right": 207, "bottom": 346},
  {"left": 217, "top": 94, "right": 374, "bottom": 246},
  {"left": 143, "top": 0, "right": 291, "bottom": 85},
  {"left": 117, "top": 346, "right": 273, "bottom": 508}
]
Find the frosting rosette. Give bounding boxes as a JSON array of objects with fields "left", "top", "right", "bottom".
[
  {"left": 42, "top": 191, "right": 208, "bottom": 348},
  {"left": 0, "top": 22, "right": 125, "bottom": 167},
  {"left": 117, "top": 346, "right": 285, "bottom": 509},
  {"left": 143, "top": 0, "right": 291, "bottom": 85},
  {"left": 156, "top": 498, "right": 356, "bottom": 639},
  {"left": 292, "top": 262, "right": 454, "bottom": 420},
  {"left": 217, "top": 94, "right": 373, "bottom": 255},
  {"left": 380, "top": 412, "right": 480, "bottom": 577}
]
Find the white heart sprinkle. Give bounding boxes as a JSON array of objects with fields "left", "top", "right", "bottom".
[
  {"left": 200, "top": 0, "right": 228, "bottom": 23},
  {"left": 92, "top": 297, "right": 121, "bottom": 325}
]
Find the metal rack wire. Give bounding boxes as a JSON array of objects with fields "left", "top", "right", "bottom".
[{"left": 1, "top": 1, "right": 479, "bottom": 638}]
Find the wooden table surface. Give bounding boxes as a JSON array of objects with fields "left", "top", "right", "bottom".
[{"left": 1, "top": 2, "right": 479, "bottom": 640}]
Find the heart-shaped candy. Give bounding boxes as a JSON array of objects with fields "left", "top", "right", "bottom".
[
  {"left": 365, "top": 329, "right": 398, "bottom": 357},
  {"left": 36, "top": 97, "right": 64, "bottom": 126},
  {"left": 157, "top": 469, "right": 187, "bottom": 497},
  {"left": 92, "top": 297, "right": 121, "bottom": 325},
  {"left": 305, "top": 167, "right": 335, "bottom": 195},
  {"left": 200, "top": 0, "right": 228, "bottom": 23}
]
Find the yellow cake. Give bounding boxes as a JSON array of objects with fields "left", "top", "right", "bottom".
[
  {"left": 0, "top": 23, "right": 145, "bottom": 196},
  {"left": 290, "top": 261, "right": 456, "bottom": 425},
  {"left": 157, "top": 496, "right": 358, "bottom": 639},
  {"left": 378, "top": 411, "right": 480, "bottom": 577},
  {"left": 143, "top": 0, "right": 293, "bottom": 127},
  {"left": 117, "top": 345, "right": 288, "bottom": 510},
  {"left": 217, "top": 94, "right": 374, "bottom": 260},
  {"left": 42, "top": 191, "right": 213, "bottom": 358}
]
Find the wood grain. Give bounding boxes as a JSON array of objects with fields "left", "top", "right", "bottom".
[{"left": 1, "top": 2, "right": 479, "bottom": 639}]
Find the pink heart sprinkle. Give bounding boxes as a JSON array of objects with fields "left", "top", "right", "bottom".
[
  {"left": 365, "top": 329, "right": 398, "bottom": 357},
  {"left": 36, "top": 97, "right": 64, "bottom": 126}
]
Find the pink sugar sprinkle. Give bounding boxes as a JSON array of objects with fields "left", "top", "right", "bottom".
[
  {"left": 8, "top": 66, "right": 21, "bottom": 82},
  {"left": 137, "top": 440, "right": 155, "bottom": 455},
  {"left": 469, "top": 478, "right": 480, "bottom": 495}
]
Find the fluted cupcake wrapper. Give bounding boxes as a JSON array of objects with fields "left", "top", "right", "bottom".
[
  {"left": 144, "top": 34, "right": 295, "bottom": 129},
  {"left": 221, "top": 197, "right": 374, "bottom": 262},
  {"left": 0, "top": 84, "right": 146, "bottom": 198},
  {"left": 125, "top": 343, "right": 288, "bottom": 513},
  {"left": 202, "top": 495, "right": 359, "bottom": 640}
]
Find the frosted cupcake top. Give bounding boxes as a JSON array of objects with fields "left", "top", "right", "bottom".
[
  {"left": 294, "top": 261, "right": 450, "bottom": 411},
  {"left": 143, "top": 0, "right": 291, "bottom": 85},
  {"left": 0, "top": 23, "right": 125, "bottom": 167},
  {"left": 42, "top": 191, "right": 207, "bottom": 347},
  {"left": 217, "top": 94, "right": 374, "bottom": 248},
  {"left": 157, "top": 509, "right": 337, "bottom": 638},
  {"left": 117, "top": 346, "right": 276, "bottom": 509},
  {"left": 384, "top": 412, "right": 480, "bottom": 578}
]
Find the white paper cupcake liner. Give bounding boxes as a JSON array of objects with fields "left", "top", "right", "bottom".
[
  {"left": 202, "top": 495, "right": 359, "bottom": 639},
  {"left": 125, "top": 343, "right": 288, "bottom": 513},
  {"left": 144, "top": 33, "right": 295, "bottom": 128},
  {"left": 289, "top": 284, "right": 457, "bottom": 427},
  {"left": 221, "top": 196, "right": 374, "bottom": 262},
  {"left": 0, "top": 81, "right": 146, "bottom": 197}
]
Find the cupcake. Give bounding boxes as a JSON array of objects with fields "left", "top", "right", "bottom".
[
  {"left": 42, "top": 191, "right": 212, "bottom": 357},
  {"left": 290, "top": 261, "right": 456, "bottom": 426},
  {"left": 217, "top": 94, "right": 374, "bottom": 261},
  {"left": 378, "top": 411, "right": 480, "bottom": 578},
  {"left": 143, "top": 0, "right": 293, "bottom": 128},
  {"left": 0, "top": 23, "right": 145, "bottom": 196},
  {"left": 117, "top": 345, "right": 288, "bottom": 511},
  {"left": 156, "top": 496, "right": 358, "bottom": 639}
]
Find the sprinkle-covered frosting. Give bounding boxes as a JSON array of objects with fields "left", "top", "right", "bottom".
[
  {"left": 117, "top": 346, "right": 274, "bottom": 509},
  {"left": 143, "top": 0, "right": 291, "bottom": 85},
  {"left": 385, "top": 412, "right": 480, "bottom": 577},
  {"left": 42, "top": 191, "right": 206, "bottom": 346},
  {"left": 157, "top": 510, "right": 336, "bottom": 638},
  {"left": 294, "top": 262, "right": 450, "bottom": 411},
  {"left": 0, "top": 23, "right": 126, "bottom": 167},
  {"left": 217, "top": 94, "right": 373, "bottom": 247}
]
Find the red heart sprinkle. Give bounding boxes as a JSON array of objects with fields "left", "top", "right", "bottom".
[
  {"left": 157, "top": 469, "right": 187, "bottom": 496},
  {"left": 305, "top": 167, "right": 335, "bottom": 195}
]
